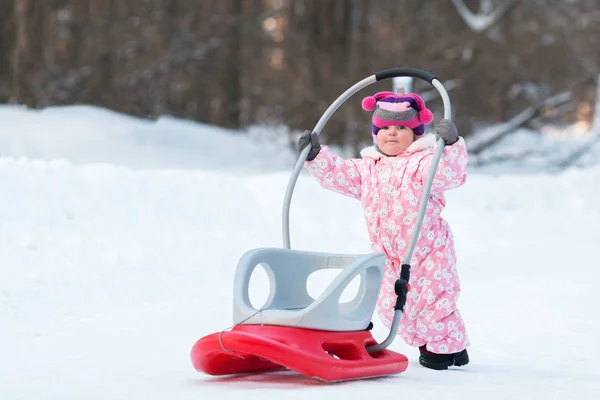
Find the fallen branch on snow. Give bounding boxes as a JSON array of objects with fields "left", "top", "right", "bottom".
[{"left": 467, "top": 91, "right": 574, "bottom": 155}]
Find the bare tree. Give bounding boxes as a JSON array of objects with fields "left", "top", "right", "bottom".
[
  {"left": 451, "top": 0, "right": 519, "bottom": 32},
  {"left": 1, "top": 0, "right": 599, "bottom": 154}
]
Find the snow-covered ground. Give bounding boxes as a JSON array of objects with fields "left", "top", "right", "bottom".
[{"left": 1, "top": 105, "right": 599, "bottom": 399}]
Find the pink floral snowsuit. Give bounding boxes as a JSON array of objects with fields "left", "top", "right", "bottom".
[{"left": 305, "top": 134, "right": 469, "bottom": 354}]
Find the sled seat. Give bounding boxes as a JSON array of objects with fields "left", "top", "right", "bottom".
[{"left": 233, "top": 247, "right": 386, "bottom": 332}]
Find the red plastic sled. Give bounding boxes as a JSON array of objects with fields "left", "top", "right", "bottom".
[{"left": 191, "top": 324, "right": 408, "bottom": 382}]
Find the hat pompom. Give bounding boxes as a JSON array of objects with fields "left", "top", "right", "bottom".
[
  {"left": 419, "top": 109, "right": 434, "bottom": 124},
  {"left": 362, "top": 96, "right": 377, "bottom": 111}
]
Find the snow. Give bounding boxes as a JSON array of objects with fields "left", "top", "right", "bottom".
[
  {"left": 0, "top": 105, "right": 295, "bottom": 172},
  {"left": 1, "top": 105, "right": 599, "bottom": 399}
]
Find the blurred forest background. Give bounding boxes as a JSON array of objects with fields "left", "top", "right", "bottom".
[{"left": 1, "top": 0, "right": 599, "bottom": 152}]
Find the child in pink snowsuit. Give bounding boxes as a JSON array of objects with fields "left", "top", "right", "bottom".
[{"left": 297, "top": 91, "right": 470, "bottom": 370}]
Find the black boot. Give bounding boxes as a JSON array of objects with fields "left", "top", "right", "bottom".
[{"left": 418, "top": 345, "right": 469, "bottom": 370}]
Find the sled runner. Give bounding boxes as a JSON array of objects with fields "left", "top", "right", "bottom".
[{"left": 191, "top": 67, "right": 453, "bottom": 382}]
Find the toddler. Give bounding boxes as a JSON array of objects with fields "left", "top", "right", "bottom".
[{"left": 297, "top": 91, "right": 470, "bottom": 370}]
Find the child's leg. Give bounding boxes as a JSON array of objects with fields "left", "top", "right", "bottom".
[
  {"left": 375, "top": 255, "right": 469, "bottom": 354},
  {"left": 375, "top": 258, "right": 401, "bottom": 328},
  {"left": 418, "top": 302, "right": 469, "bottom": 354}
]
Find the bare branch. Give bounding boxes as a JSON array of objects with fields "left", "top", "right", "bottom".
[
  {"left": 469, "top": 147, "right": 540, "bottom": 168},
  {"left": 467, "top": 91, "right": 574, "bottom": 155},
  {"left": 420, "top": 79, "right": 463, "bottom": 102},
  {"left": 557, "top": 134, "right": 600, "bottom": 168},
  {"left": 451, "top": 0, "right": 519, "bottom": 32}
]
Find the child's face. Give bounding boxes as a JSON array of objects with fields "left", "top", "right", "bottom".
[{"left": 375, "top": 125, "right": 415, "bottom": 156}]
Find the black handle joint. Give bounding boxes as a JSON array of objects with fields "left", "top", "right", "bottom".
[
  {"left": 394, "top": 264, "right": 412, "bottom": 311},
  {"left": 375, "top": 68, "right": 437, "bottom": 83},
  {"left": 399, "top": 263, "right": 411, "bottom": 282}
]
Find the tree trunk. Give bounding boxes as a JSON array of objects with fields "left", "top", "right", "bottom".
[
  {"left": 12, "top": 0, "right": 46, "bottom": 105},
  {"left": 222, "top": 0, "right": 243, "bottom": 128},
  {"left": 0, "top": 0, "right": 15, "bottom": 102}
]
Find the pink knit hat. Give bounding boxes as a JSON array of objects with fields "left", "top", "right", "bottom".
[{"left": 362, "top": 91, "right": 433, "bottom": 136}]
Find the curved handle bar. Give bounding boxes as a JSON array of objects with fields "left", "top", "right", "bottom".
[
  {"left": 281, "top": 67, "right": 453, "bottom": 353},
  {"left": 284, "top": 68, "right": 451, "bottom": 249}
]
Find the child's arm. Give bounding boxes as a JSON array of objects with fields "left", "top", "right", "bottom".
[
  {"left": 304, "top": 146, "right": 363, "bottom": 200},
  {"left": 417, "top": 136, "right": 468, "bottom": 193}
]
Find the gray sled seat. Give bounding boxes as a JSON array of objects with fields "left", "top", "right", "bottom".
[{"left": 232, "top": 247, "right": 386, "bottom": 332}]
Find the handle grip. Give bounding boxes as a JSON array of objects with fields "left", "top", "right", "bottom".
[{"left": 375, "top": 68, "right": 437, "bottom": 83}]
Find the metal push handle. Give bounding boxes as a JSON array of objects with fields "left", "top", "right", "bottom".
[
  {"left": 282, "top": 68, "right": 452, "bottom": 352},
  {"left": 283, "top": 68, "right": 450, "bottom": 250}
]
